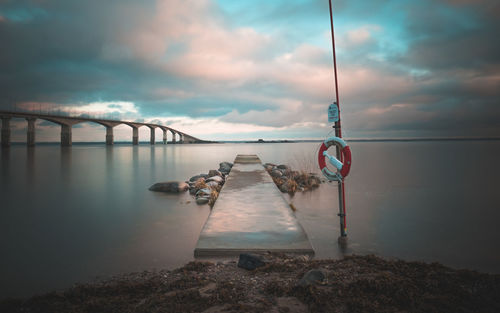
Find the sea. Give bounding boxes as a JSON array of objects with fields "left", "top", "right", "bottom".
[{"left": 1, "top": 140, "right": 499, "bottom": 298}]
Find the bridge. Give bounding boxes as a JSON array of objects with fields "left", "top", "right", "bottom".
[{"left": 0, "top": 110, "right": 206, "bottom": 147}]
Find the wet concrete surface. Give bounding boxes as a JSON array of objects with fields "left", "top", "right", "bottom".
[{"left": 194, "top": 155, "right": 314, "bottom": 256}]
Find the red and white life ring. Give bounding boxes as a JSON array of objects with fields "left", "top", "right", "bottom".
[{"left": 318, "top": 136, "right": 352, "bottom": 181}]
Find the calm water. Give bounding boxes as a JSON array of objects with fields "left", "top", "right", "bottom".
[{"left": 1, "top": 141, "right": 499, "bottom": 298}]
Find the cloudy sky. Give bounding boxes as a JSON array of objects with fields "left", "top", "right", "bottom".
[{"left": 1, "top": 0, "right": 499, "bottom": 141}]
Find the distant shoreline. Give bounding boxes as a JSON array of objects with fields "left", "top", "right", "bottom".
[{"left": 5, "top": 137, "right": 500, "bottom": 145}]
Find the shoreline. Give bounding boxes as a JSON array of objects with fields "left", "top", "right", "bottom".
[
  {"left": 4, "top": 136, "right": 500, "bottom": 146},
  {"left": 2, "top": 253, "right": 499, "bottom": 313}
]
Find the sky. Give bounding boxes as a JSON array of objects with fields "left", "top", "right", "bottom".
[{"left": 0, "top": 0, "right": 499, "bottom": 141}]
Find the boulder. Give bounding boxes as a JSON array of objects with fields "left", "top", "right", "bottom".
[
  {"left": 208, "top": 169, "right": 223, "bottom": 177},
  {"left": 237, "top": 253, "right": 266, "bottom": 270},
  {"left": 297, "top": 269, "right": 326, "bottom": 286},
  {"left": 277, "top": 164, "right": 290, "bottom": 171},
  {"left": 206, "top": 181, "right": 220, "bottom": 188},
  {"left": 218, "top": 162, "right": 233, "bottom": 173},
  {"left": 263, "top": 163, "right": 275, "bottom": 171},
  {"left": 148, "top": 181, "right": 188, "bottom": 193},
  {"left": 279, "top": 179, "right": 297, "bottom": 194},
  {"left": 270, "top": 169, "right": 283, "bottom": 178},
  {"left": 220, "top": 161, "right": 233, "bottom": 168},
  {"left": 206, "top": 175, "right": 224, "bottom": 184},
  {"left": 196, "top": 197, "right": 210, "bottom": 205},
  {"left": 189, "top": 174, "right": 208, "bottom": 182},
  {"left": 196, "top": 188, "right": 212, "bottom": 197}
]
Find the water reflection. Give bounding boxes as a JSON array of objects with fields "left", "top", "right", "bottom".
[
  {"left": 1, "top": 148, "right": 9, "bottom": 184},
  {"left": 60, "top": 147, "right": 72, "bottom": 184},
  {"left": 0, "top": 141, "right": 499, "bottom": 299},
  {"left": 25, "top": 148, "right": 36, "bottom": 192}
]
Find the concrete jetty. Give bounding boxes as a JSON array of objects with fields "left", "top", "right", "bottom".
[{"left": 194, "top": 154, "right": 314, "bottom": 257}]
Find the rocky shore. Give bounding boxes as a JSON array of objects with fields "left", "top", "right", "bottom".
[
  {"left": 149, "top": 161, "right": 323, "bottom": 205},
  {"left": 2, "top": 254, "right": 499, "bottom": 313},
  {"left": 263, "top": 163, "right": 323, "bottom": 195},
  {"left": 149, "top": 162, "right": 233, "bottom": 207}
]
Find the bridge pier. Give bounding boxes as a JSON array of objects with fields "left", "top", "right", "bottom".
[
  {"left": 1, "top": 116, "right": 11, "bottom": 147},
  {"left": 26, "top": 117, "right": 36, "bottom": 146},
  {"left": 132, "top": 127, "right": 138, "bottom": 145},
  {"left": 61, "top": 124, "right": 72, "bottom": 146},
  {"left": 149, "top": 127, "right": 155, "bottom": 145},
  {"left": 171, "top": 130, "right": 176, "bottom": 144},
  {"left": 105, "top": 126, "right": 114, "bottom": 145},
  {"left": 162, "top": 129, "right": 167, "bottom": 144}
]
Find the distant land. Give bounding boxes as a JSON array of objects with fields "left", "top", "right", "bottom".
[
  {"left": 221, "top": 137, "right": 500, "bottom": 143},
  {"left": 7, "top": 137, "right": 500, "bottom": 145}
]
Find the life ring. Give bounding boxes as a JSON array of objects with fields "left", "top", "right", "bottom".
[{"left": 318, "top": 136, "right": 352, "bottom": 181}]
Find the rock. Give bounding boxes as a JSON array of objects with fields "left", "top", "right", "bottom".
[
  {"left": 189, "top": 174, "right": 208, "bottom": 182},
  {"left": 206, "top": 181, "right": 219, "bottom": 188},
  {"left": 199, "top": 282, "right": 216, "bottom": 298},
  {"left": 148, "top": 181, "right": 188, "bottom": 193},
  {"left": 208, "top": 169, "right": 222, "bottom": 177},
  {"left": 218, "top": 162, "right": 233, "bottom": 173},
  {"left": 196, "top": 188, "right": 212, "bottom": 197},
  {"left": 279, "top": 179, "right": 297, "bottom": 193},
  {"left": 263, "top": 163, "right": 275, "bottom": 171},
  {"left": 196, "top": 197, "right": 210, "bottom": 205},
  {"left": 308, "top": 175, "right": 321, "bottom": 188},
  {"left": 277, "top": 164, "right": 290, "bottom": 171},
  {"left": 206, "top": 175, "right": 224, "bottom": 184},
  {"left": 270, "top": 169, "right": 283, "bottom": 178},
  {"left": 220, "top": 161, "right": 233, "bottom": 168},
  {"left": 297, "top": 269, "right": 326, "bottom": 286},
  {"left": 237, "top": 253, "right": 266, "bottom": 270}
]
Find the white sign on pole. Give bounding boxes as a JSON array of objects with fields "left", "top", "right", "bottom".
[{"left": 328, "top": 102, "right": 339, "bottom": 122}]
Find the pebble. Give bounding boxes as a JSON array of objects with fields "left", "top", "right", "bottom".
[
  {"left": 237, "top": 253, "right": 266, "bottom": 270},
  {"left": 297, "top": 269, "right": 326, "bottom": 286}
]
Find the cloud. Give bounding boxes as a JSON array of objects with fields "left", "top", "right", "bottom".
[{"left": 0, "top": 0, "right": 499, "bottom": 140}]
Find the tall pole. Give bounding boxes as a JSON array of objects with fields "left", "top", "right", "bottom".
[{"left": 328, "top": 0, "right": 347, "bottom": 238}]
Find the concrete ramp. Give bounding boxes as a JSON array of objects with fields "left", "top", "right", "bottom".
[{"left": 194, "top": 154, "right": 314, "bottom": 257}]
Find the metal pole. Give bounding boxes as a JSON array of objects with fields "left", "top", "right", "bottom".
[{"left": 329, "top": 0, "right": 347, "bottom": 238}]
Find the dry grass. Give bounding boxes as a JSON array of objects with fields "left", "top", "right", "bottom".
[
  {"left": 286, "top": 179, "right": 298, "bottom": 194},
  {"left": 289, "top": 150, "right": 318, "bottom": 175},
  {"left": 194, "top": 178, "right": 207, "bottom": 190},
  {"left": 208, "top": 189, "right": 220, "bottom": 207},
  {"left": 4, "top": 254, "right": 499, "bottom": 313}
]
